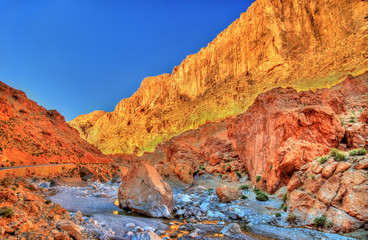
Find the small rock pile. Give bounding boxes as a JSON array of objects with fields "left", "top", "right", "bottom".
[{"left": 0, "top": 177, "right": 85, "bottom": 240}]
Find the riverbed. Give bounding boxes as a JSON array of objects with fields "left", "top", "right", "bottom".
[{"left": 40, "top": 175, "right": 357, "bottom": 240}]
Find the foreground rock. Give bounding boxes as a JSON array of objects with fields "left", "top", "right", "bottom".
[
  {"left": 132, "top": 231, "right": 161, "bottom": 240},
  {"left": 0, "top": 177, "right": 85, "bottom": 239},
  {"left": 118, "top": 164, "right": 174, "bottom": 218},
  {"left": 287, "top": 155, "right": 368, "bottom": 233},
  {"left": 221, "top": 223, "right": 242, "bottom": 236},
  {"left": 216, "top": 186, "right": 241, "bottom": 203}
]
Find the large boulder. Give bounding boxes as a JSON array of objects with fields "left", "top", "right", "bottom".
[
  {"left": 287, "top": 156, "right": 368, "bottom": 233},
  {"left": 216, "top": 186, "right": 241, "bottom": 203},
  {"left": 118, "top": 164, "right": 174, "bottom": 218}
]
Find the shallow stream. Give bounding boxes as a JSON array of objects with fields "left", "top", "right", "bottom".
[{"left": 42, "top": 178, "right": 356, "bottom": 240}]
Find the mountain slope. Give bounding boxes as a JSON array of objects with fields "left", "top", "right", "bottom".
[
  {"left": 70, "top": 0, "right": 368, "bottom": 155},
  {"left": 0, "top": 81, "right": 111, "bottom": 167}
]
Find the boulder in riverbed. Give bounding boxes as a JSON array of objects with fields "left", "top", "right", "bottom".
[
  {"left": 118, "top": 163, "right": 174, "bottom": 218},
  {"left": 216, "top": 186, "right": 241, "bottom": 203}
]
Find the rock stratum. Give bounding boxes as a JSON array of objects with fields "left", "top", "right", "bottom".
[
  {"left": 0, "top": 81, "right": 111, "bottom": 167},
  {"left": 70, "top": 0, "right": 368, "bottom": 155}
]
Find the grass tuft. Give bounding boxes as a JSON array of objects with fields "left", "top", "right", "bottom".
[
  {"left": 349, "top": 148, "right": 367, "bottom": 156},
  {"left": 329, "top": 148, "right": 347, "bottom": 162}
]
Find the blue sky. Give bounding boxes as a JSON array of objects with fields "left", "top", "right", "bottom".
[{"left": 0, "top": 0, "right": 254, "bottom": 121}]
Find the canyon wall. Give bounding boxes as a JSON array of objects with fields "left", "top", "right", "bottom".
[{"left": 70, "top": 0, "right": 368, "bottom": 154}]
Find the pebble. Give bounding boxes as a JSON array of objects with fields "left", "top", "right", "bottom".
[
  {"left": 143, "top": 226, "right": 155, "bottom": 232},
  {"left": 125, "top": 223, "right": 135, "bottom": 229},
  {"left": 134, "top": 226, "right": 144, "bottom": 232}
]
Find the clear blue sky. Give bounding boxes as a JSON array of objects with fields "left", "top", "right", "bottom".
[{"left": 0, "top": 0, "right": 254, "bottom": 121}]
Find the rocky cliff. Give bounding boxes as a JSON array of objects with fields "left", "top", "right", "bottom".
[
  {"left": 227, "top": 73, "right": 368, "bottom": 193},
  {"left": 70, "top": 0, "right": 368, "bottom": 155},
  {"left": 0, "top": 82, "right": 111, "bottom": 167}
]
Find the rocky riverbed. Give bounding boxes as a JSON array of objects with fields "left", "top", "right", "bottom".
[{"left": 37, "top": 174, "right": 360, "bottom": 240}]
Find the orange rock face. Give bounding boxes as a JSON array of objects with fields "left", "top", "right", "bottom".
[
  {"left": 119, "top": 120, "right": 245, "bottom": 184},
  {"left": 228, "top": 73, "right": 368, "bottom": 193},
  {"left": 227, "top": 88, "right": 345, "bottom": 193},
  {"left": 287, "top": 155, "right": 368, "bottom": 233},
  {"left": 0, "top": 82, "right": 111, "bottom": 167},
  {"left": 70, "top": 0, "right": 368, "bottom": 155}
]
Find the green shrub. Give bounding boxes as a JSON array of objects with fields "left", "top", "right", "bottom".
[
  {"left": 218, "top": 174, "right": 223, "bottom": 178},
  {"left": 254, "top": 189, "right": 269, "bottom": 201},
  {"left": 287, "top": 212, "right": 296, "bottom": 223},
  {"left": 335, "top": 152, "right": 347, "bottom": 161},
  {"left": 45, "top": 200, "right": 52, "bottom": 204},
  {"left": 318, "top": 155, "right": 328, "bottom": 164},
  {"left": 329, "top": 148, "right": 346, "bottom": 161},
  {"left": 282, "top": 193, "right": 287, "bottom": 203},
  {"left": 253, "top": 188, "right": 261, "bottom": 194},
  {"left": 283, "top": 205, "right": 288, "bottom": 212},
  {"left": 238, "top": 185, "right": 250, "bottom": 190},
  {"left": 241, "top": 194, "right": 248, "bottom": 199},
  {"left": 314, "top": 215, "right": 326, "bottom": 228},
  {"left": 0, "top": 207, "right": 14, "bottom": 218},
  {"left": 325, "top": 220, "right": 334, "bottom": 228},
  {"left": 256, "top": 175, "right": 261, "bottom": 182},
  {"left": 310, "top": 174, "right": 315, "bottom": 180},
  {"left": 275, "top": 212, "right": 281, "bottom": 218},
  {"left": 235, "top": 171, "right": 241, "bottom": 178},
  {"left": 349, "top": 148, "right": 367, "bottom": 156}
]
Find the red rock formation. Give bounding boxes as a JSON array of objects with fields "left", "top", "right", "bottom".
[
  {"left": 70, "top": 0, "right": 368, "bottom": 155},
  {"left": 0, "top": 81, "right": 111, "bottom": 167},
  {"left": 0, "top": 178, "right": 83, "bottom": 239},
  {"left": 287, "top": 155, "right": 368, "bottom": 233},
  {"left": 120, "top": 120, "right": 245, "bottom": 184},
  {"left": 227, "top": 87, "right": 345, "bottom": 193},
  {"left": 227, "top": 73, "right": 368, "bottom": 193}
]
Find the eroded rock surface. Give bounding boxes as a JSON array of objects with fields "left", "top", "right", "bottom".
[
  {"left": 288, "top": 156, "right": 368, "bottom": 233},
  {"left": 0, "top": 82, "right": 112, "bottom": 167},
  {"left": 227, "top": 88, "right": 345, "bottom": 193},
  {"left": 118, "top": 164, "right": 174, "bottom": 218}
]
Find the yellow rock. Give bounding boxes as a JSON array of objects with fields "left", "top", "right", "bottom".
[{"left": 70, "top": 0, "right": 368, "bottom": 155}]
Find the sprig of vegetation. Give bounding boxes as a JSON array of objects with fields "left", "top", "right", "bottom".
[
  {"left": 0, "top": 207, "right": 14, "bottom": 218},
  {"left": 329, "top": 148, "right": 347, "bottom": 161},
  {"left": 348, "top": 148, "right": 367, "bottom": 156},
  {"left": 254, "top": 188, "right": 269, "bottom": 201},
  {"left": 317, "top": 155, "right": 328, "bottom": 164},
  {"left": 256, "top": 175, "right": 261, "bottom": 182},
  {"left": 287, "top": 212, "right": 297, "bottom": 223},
  {"left": 238, "top": 185, "right": 250, "bottom": 190},
  {"left": 314, "top": 215, "right": 326, "bottom": 228}
]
